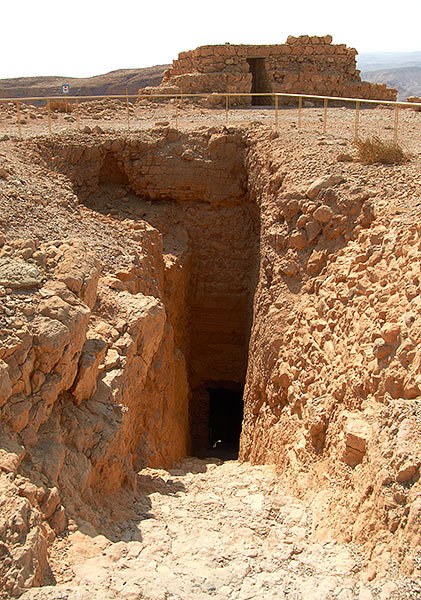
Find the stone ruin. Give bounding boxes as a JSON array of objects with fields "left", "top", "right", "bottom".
[{"left": 142, "top": 35, "right": 397, "bottom": 104}]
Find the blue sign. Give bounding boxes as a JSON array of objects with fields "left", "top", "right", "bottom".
[{"left": 61, "top": 84, "right": 70, "bottom": 95}]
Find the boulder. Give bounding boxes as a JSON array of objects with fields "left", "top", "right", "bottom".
[
  {"left": 306, "top": 174, "right": 345, "bottom": 200},
  {"left": 342, "top": 418, "right": 371, "bottom": 467},
  {"left": 313, "top": 204, "right": 334, "bottom": 223},
  {"left": 0, "top": 258, "right": 44, "bottom": 289}
]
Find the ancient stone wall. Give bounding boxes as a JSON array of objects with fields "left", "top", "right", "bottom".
[{"left": 143, "top": 35, "right": 397, "bottom": 103}]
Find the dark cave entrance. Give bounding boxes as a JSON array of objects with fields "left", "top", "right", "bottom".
[
  {"left": 247, "top": 58, "right": 272, "bottom": 106},
  {"left": 99, "top": 152, "right": 129, "bottom": 185},
  {"left": 190, "top": 382, "right": 244, "bottom": 460}
]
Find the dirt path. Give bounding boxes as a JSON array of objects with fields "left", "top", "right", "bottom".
[{"left": 20, "top": 458, "right": 418, "bottom": 600}]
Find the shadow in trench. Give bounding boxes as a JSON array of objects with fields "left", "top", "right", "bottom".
[{"left": 190, "top": 382, "right": 244, "bottom": 461}]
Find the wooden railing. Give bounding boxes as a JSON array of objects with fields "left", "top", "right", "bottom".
[{"left": 0, "top": 92, "right": 420, "bottom": 141}]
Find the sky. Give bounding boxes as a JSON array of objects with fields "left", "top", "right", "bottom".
[{"left": 1, "top": 0, "right": 420, "bottom": 79}]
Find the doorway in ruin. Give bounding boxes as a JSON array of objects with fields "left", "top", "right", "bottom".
[
  {"left": 247, "top": 58, "right": 272, "bottom": 105},
  {"left": 190, "top": 383, "right": 244, "bottom": 460}
]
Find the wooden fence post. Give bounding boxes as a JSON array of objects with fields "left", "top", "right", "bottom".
[
  {"left": 275, "top": 95, "right": 279, "bottom": 130},
  {"left": 298, "top": 96, "right": 302, "bottom": 129},
  {"left": 354, "top": 100, "right": 360, "bottom": 140},
  {"left": 16, "top": 101, "right": 22, "bottom": 138},
  {"left": 323, "top": 98, "right": 328, "bottom": 134},
  {"left": 126, "top": 88, "right": 130, "bottom": 130},
  {"left": 226, "top": 94, "right": 229, "bottom": 123},
  {"left": 393, "top": 104, "right": 399, "bottom": 142},
  {"left": 47, "top": 99, "right": 52, "bottom": 134},
  {"left": 76, "top": 99, "right": 80, "bottom": 131}
]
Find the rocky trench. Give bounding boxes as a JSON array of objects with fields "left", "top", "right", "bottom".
[{"left": 0, "top": 126, "right": 420, "bottom": 596}]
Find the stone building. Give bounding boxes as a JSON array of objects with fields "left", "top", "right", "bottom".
[{"left": 142, "top": 35, "right": 397, "bottom": 104}]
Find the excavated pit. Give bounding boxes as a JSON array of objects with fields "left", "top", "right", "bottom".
[
  {"left": 85, "top": 185, "right": 259, "bottom": 461},
  {"left": 65, "top": 129, "right": 261, "bottom": 464},
  {"left": 207, "top": 383, "right": 244, "bottom": 458},
  {"left": 2, "top": 125, "right": 421, "bottom": 597}
]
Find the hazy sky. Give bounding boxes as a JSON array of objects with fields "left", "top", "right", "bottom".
[{"left": 1, "top": 0, "right": 420, "bottom": 79}]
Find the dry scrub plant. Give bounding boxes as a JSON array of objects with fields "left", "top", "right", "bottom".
[
  {"left": 49, "top": 99, "right": 73, "bottom": 113},
  {"left": 355, "top": 136, "right": 410, "bottom": 165}
]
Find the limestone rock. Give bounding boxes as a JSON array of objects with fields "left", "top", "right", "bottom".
[
  {"left": 0, "top": 258, "right": 44, "bottom": 289},
  {"left": 53, "top": 240, "right": 100, "bottom": 309},
  {"left": 0, "top": 434, "right": 25, "bottom": 474},
  {"left": 0, "top": 359, "right": 12, "bottom": 407},
  {"left": 307, "top": 249, "right": 326, "bottom": 275},
  {"left": 289, "top": 231, "right": 307, "bottom": 250},
  {"left": 71, "top": 338, "right": 107, "bottom": 404},
  {"left": 306, "top": 218, "right": 322, "bottom": 242},
  {"left": 342, "top": 418, "right": 371, "bottom": 467},
  {"left": 380, "top": 323, "right": 400, "bottom": 343},
  {"left": 306, "top": 174, "right": 345, "bottom": 200},
  {"left": 0, "top": 474, "right": 48, "bottom": 597},
  {"left": 373, "top": 338, "right": 394, "bottom": 360},
  {"left": 313, "top": 204, "right": 334, "bottom": 223},
  {"left": 280, "top": 258, "right": 299, "bottom": 277}
]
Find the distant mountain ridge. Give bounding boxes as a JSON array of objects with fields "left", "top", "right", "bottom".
[
  {"left": 357, "top": 52, "right": 421, "bottom": 99},
  {"left": 357, "top": 51, "right": 421, "bottom": 72},
  {"left": 360, "top": 66, "right": 421, "bottom": 100},
  {"left": 0, "top": 66, "right": 170, "bottom": 100}
]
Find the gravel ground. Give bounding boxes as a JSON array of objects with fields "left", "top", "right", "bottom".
[{"left": 0, "top": 99, "right": 420, "bottom": 157}]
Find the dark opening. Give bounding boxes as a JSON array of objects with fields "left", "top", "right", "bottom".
[
  {"left": 99, "top": 153, "right": 129, "bottom": 185},
  {"left": 190, "top": 383, "right": 244, "bottom": 460},
  {"left": 247, "top": 58, "right": 272, "bottom": 106}
]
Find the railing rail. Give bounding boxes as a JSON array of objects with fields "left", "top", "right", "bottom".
[{"left": 0, "top": 92, "right": 420, "bottom": 141}]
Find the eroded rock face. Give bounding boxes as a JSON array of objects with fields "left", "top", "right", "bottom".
[
  {"left": 0, "top": 126, "right": 420, "bottom": 595},
  {"left": 240, "top": 136, "right": 421, "bottom": 575},
  {"left": 0, "top": 234, "right": 190, "bottom": 595}
]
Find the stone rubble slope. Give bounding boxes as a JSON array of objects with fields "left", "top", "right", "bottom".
[{"left": 0, "top": 119, "right": 420, "bottom": 597}]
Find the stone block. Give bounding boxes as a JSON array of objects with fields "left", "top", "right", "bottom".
[{"left": 343, "top": 418, "right": 371, "bottom": 467}]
